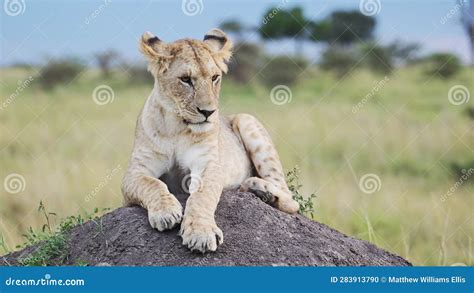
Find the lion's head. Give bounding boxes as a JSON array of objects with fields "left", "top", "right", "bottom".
[{"left": 140, "top": 28, "right": 232, "bottom": 132}]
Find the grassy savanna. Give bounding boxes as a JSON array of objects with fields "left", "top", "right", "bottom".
[{"left": 0, "top": 65, "right": 473, "bottom": 265}]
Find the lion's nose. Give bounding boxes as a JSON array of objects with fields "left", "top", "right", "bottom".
[{"left": 197, "top": 107, "right": 216, "bottom": 118}]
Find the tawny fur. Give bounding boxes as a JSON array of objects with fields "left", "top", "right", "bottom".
[{"left": 122, "top": 28, "right": 299, "bottom": 253}]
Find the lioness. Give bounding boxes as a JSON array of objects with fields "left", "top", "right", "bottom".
[{"left": 122, "top": 29, "right": 299, "bottom": 253}]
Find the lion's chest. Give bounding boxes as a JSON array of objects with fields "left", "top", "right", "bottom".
[
  {"left": 157, "top": 137, "right": 217, "bottom": 194},
  {"left": 175, "top": 139, "right": 216, "bottom": 171}
]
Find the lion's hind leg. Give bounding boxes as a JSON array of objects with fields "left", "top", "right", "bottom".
[{"left": 230, "top": 113, "right": 299, "bottom": 214}]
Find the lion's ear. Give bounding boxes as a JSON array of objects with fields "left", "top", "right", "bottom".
[
  {"left": 203, "top": 28, "right": 233, "bottom": 73},
  {"left": 139, "top": 31, "right": 172, "bottom": 73}
]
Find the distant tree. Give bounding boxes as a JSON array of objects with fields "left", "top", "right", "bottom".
[
  {"left": 220, "top": 19, "right": 245, "bottom": 41},
  {"left": 95, "top": 50, "right": 119, "bottom": 78},
  {"left": 320, "top": 41, "right": 406, "bottom": 76},
  {"left": 385, "top": 41, "right": 420, "bottom": 64},
  {"left": 260, "top": 55, "right": 307, "bottom": 87},
  {"left": 121, "top": 62, "right": 154, "bottom": 84},
  {"left": 459, "top": 0, "right": 474, "bottom": 64},
  {"left": 228, "top": 42, "right": 263, "bottom": 83},
  {"left": 424, "top": 53, "right": 462, "bottom": 78},
  {"left": 311, "top": 10, "right": 376, "bottom": 46},
  {"left": 359, "top": 43, "right": 394, "bottom": 74},
  {"left": 319, "top": 47, "right": 357, "bottom": 77},
  {"left": 308, "top": 20, "right": 331, "bottom": 43},
  {"left": 39, "top": 58, "right": 84, "bottom": 89},
  {"left": 259, "top": 6, "right": 309, "bottom": 55},
  {"left": 9, "top": 61, "right": 34, "bottom": 69}
]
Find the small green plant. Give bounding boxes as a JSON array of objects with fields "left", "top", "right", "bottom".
[
  {"left": 286, "top": 167, "right": 317, "bottom": 219},
  {"left": 38, "top": 200, "right": 55, "bottom": 233},
  {"left": 18, "top": 202, "right": 108, "bottom": 266},
  {"left": 0, "top": 234, "right": 10, "bottom": 254},
  {"left": 75, "top": 260, "right": 89, "bottom": 266}
]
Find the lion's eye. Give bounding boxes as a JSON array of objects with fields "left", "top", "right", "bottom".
[
  {"left": 212, "top": 74, "right": 220, "bottom": 82},
  {"left": 179, "top": 76, "right": 192, "bottom": 85}
]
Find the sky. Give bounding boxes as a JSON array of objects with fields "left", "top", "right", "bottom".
[{"left": 0, "top": 0, "right": 472, "bottom": 66}]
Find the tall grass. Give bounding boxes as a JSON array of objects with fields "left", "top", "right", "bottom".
[{"left": 0, "top": 66, "right": 472, "bottom": 265}]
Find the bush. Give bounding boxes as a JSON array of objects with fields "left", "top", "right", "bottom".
[
  {"left": 228, "top": 43, "right": 263, "bottom": 83},
  {"left": 465, "top": 106, "right": 474, "bottom": 120},
  {"left": 319, "top": 47, "right": 357, "bottom": 77},
  {"left": 450, "top": 160, "right": 474, "bottom": 183},
  {"left": 260, "top": 55, "right": 307, "bottom": 87},
  {"left": 359, "top": 43, "right": 394, "bottom": 74},
  {"left": 424, "top": 53, "right": 461, "bottom": 79},
  {"left": 320, "top": 43, "right": 400, "bottom": 76},
  {"left": 123, "top": 63, "right": 154, "bottom": 84},
  {"left": 95, "top": 50, "right": 120, "bottom": 78},
  {"left": 385, "top": 41, "right": 420, "bottom": 65},
  {"left": 39, "top": 58, "right": 84, "bottom": 89},
  {"left": 10, "top": 62, "right": 34, "bottom": 69}
]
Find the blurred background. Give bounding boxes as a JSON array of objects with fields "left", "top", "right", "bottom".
[{"left": 0, "top": 0, "right": 473, "bottom": 266}]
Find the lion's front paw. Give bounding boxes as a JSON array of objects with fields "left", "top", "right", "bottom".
[
  {"left": 148, "top": 196, "right": 183, "bottom": 231},
  {"left": 179, "top": 217, "right": 223, "bottom": 253}
]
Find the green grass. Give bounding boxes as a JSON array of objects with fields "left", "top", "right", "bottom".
[
  {"left": 0, "top": 66, "right": 473, "bottom": 266},
  {"left": 13, "top": 202, "right": 107, "bottom": 266}
]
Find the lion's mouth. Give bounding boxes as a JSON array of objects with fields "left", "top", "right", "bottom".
[{"left": 183, "top": 119, "right": 209, "bottom": 125}]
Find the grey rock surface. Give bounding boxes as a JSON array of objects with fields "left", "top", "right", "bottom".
[{"left": 1, "top": 191, "right": 411, "bottom": 266}]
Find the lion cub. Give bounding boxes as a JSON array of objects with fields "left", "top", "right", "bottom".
[{"left": 122, "top": 29, "right": 299, "bottom": 253}]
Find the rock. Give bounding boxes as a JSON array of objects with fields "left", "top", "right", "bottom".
[{"left": 0, "top": 191, "right": 411, "bottom": 266}]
